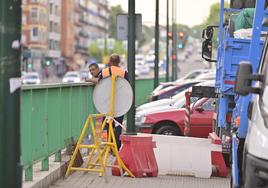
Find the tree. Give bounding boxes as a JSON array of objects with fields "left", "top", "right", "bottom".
[
  {"left": 204, "top": 2, "right": 222, "bottom": 26},
  {"left": 190, "top": 2, "right": 229, "bottom": 38},
  {"left": 88, "top": 40, "right": 127, "bottom": 63},
  {"left": 88, "top": 42, "right": 103, "bottom": 63},
  {"left": 108, "top": 5, "right": 125, "bottom": 38}
]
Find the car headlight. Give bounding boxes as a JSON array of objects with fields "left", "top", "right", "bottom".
[
  {"left": 62, "top": 78, "right": 67, "bottom": 82},
  {"left": 135, "top": 115, "right": 146, "bottom": 124}
]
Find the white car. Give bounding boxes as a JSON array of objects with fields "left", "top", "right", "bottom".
[
  {"left": 62, "top": 71, "right": 81, "bottom": 83},
  {"left": 176, "top": 69, "right": 212, "bottom": 82},
  {"left": 145, "top": 50, "right": 155, "bottom": 68},
  {"left": 194, "top": 70, "right": 216, "bottom": 81},
  {"left": 136, "top": 61, "right": 150, "bottom": 76},
  {"left": 135, "top": 80, "right": 215, "bottom": 126},
  {"left": 22, "top": 72, "right": 41, "bottom": 85},
  {"left": 137, "top": 80, "right": 215, "bottom": 112},
  {"left": 135, "top": 54, "right": 145, "bottom": 64},
  {"left": 136, "top": 97, "right": 186, "bottom": 124}
]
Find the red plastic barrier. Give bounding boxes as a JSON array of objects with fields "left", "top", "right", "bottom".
[
  {"left": 209, "top": 132, "right": 227, "bottom": 177},
  {"left": 112, "top": 135, "right": 158, "bottom": 178}
]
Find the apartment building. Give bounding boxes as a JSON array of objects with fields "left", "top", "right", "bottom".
[
  {"left": 61, "top": 0, "right": 109, "bottom": 70},
  {"left": 47, "top": 0, "right": 61, "bottom": 61},
  {"left": 22, "top": 0, "right": 110, "bottom": 73},
  {"left": 21, "top": 0, "right": 48, "bottom": 71}
]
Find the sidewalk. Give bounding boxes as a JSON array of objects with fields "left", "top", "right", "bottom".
[{"left": 50, "top": 172, "right": 230, "bottom": 188}]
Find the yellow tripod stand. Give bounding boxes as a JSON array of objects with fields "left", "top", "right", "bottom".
[{"left": 65, "top": 75, "right": 134, "bottom": 177}]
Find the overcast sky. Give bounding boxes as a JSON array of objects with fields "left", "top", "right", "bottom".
[{"left": 108, "top": 0, "right": 219, "bottom": 27}]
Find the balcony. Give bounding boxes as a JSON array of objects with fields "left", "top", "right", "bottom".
[
  {"left": 75, "top": 44, "right": 88, "bottom": 55},
  {"left": 47, "top": 50, "right": 61, "bottom": 58},
  {"left": 78, "top": 31, "right": 89, "bottom": 38},
  {"left": 49, "top": 0, "right": 61, "bottom": 6},
  {"left": 49, "top": 14, "right": 60, "bottom": 23},
  {"left": 49, "top": 32, "right": 61, "bottom": 41}
]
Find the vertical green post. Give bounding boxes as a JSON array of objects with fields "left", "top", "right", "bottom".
[
  {"left": 166, "top": 0, "right": 169, "bottom": 82},
  {"left": 126, "top": 0, "right": 136, "bottom": 134},
  {"left": 154, "top": 0, "right": 159, "bottom": 88},
  {"left": 55, "top": 150, "right": 62, "bottom": 162},
  {"left": 174, "top": 0, "right": 178, "bottom": 80},
  {"left": 41, "top": 157, "right": 49, "bottom": 171},
  {"left": 171, "top": 0, "right": 178, "bottom": 81},
  {"left": 0, "top": 0, "right": 22, "bottom": 187},
  {"left": 25, "top": 166, "right": 33, "bottom": 181}
]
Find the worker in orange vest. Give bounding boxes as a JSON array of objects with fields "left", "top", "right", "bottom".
[{"left": 99, "top": 53, "right": 129, "bottom": 150}]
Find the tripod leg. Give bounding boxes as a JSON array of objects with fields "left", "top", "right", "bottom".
[{"left": 66, "top": 116, "right": 90, "bottom": 176}]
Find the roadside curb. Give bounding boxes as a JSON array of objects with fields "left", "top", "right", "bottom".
[{"left": 22, "top": 155, "right": 69, "bottom": 188}]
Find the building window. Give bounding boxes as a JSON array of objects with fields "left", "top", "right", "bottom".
[
  {"left": 31, "top": 27, "right": 39, "bottom": 41},
  {"left": 49, "top": 3, "right": 53, "bottom": 14},
  {"left": 31, "top": 8, "right": 38, "bottom": 22},
  {"left": 49, "top": 21, "right": 53, "bottom": 32}
]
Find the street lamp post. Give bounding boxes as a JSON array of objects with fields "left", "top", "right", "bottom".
[
  {"left": 154, "top": 0, "right": 159, "bottom": 88},
  {"left": 126, "top": 0, "right": 136, "bottom": 134},
  {"left": 172, "top": 0, "right": 178, "bottom": 81},
  {"left": 0, "top": 0, "right": 22, "bottom": 187},
  {"left": 166, "top": 0, "right": 169, "bottom": 82}
]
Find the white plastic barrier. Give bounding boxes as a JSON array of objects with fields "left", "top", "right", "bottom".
[{"left": 138, "top": 134, "right": 213, "bottom": 178}]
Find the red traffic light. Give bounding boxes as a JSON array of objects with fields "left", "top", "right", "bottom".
[
  {"left": 178, "top": 32, "right": 184, "bottom": 38},
  {"left": 172, "top": 55, "right": 177, "bottom": 61},
  {"left": 168, "top": 32, "right": 172, "bottom": 38}
]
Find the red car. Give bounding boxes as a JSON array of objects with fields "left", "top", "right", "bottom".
[{"left": 136, "top": 98, "right": 215, "bottom": 138}]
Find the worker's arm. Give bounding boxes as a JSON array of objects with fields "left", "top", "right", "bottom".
[{"left": 85, "top": 77, "right": 98, "bottom": 85}]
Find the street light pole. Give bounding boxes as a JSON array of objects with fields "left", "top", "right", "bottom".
[
  {"left": 154, "top": 0, "right": 159, "bottom": 88},
  {"left": 166, "top": 0, "right": 169, "bottom": 82},
  {"left": 0, "top": 0, "right": 22, "bottom": 187},
  {"left": 174, "top": 0, "right": 178, "bottom": 80},
  {"left": 126, "top": 0, "right": 136, "bottom": 134},
  {"left": 172, "top": 0, "right": 178, "bottom": 81}
]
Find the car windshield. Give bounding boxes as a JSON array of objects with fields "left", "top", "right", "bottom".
[
  {"left": 190, "top": 98, "right": 204, "bottom": 108},
  {"left": 25, "top": 75, "right": 38, "bottom": 79},
  {"left": 66, "top": 74, "right": 78, "bottom": 78},
  {"left": 153, "top": 84, "right": 173, "bottom": 94}
]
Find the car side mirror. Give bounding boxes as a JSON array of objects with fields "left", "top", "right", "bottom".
[
  {"left": 234, "top": 62, "right": 264, "bottom": 96},
  {"left": 195, "top": 106, "right": 204, "bottom": 113}
]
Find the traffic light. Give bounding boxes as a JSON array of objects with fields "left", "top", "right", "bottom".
[
  {"left": 45, "top": 60, "right": 51, "bottom": 66},
  {"left": 27, "top": 63, "right": 32, "bottom": 69},
  {"left": 168, "top": 32, "right": 172, "bottom": 39},
  {"left": 177, "top": 43, "right": 183, "bottom": 49},
  {"left": 172, "top": 54, "right": 176, "bottom": 61},
  {"left": 178, "top": 31, "right": 184, "bottom": 39},
  {"left": 177, "top": 31, "right": 185, "bottom": 49}
]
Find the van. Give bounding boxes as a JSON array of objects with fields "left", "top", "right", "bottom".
[{"left": 235, "top": 43, "right": 268, "bottom": 188}]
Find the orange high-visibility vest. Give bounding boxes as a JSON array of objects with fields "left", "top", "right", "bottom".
[{"left": 102, "top": 66, "right": 126, "bottom": 78}]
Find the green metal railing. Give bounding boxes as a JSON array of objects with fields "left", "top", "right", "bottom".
[{"left": 21, "top": 78, "right": 166, "bottom": 181}]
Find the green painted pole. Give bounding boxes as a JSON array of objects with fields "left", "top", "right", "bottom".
[
  {"left": 174, "top": 0, "right": 178, "bottom": 80},
  {"left": 171, "top": 0, "right": 177, "bottom": 81},
  {"left": 154, "top": 0, "right": 159, "bottom": 88},
  {"left": 0, "top": 0, "right": 22, "bottom": 187},
  {"left": 126, "top": 0, "right": 136, "bottom": 134},
  {"left": 166, "top": 0, "right": 169, "bottom": 82}
]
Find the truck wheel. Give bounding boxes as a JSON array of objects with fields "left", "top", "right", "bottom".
[{"left": 155, "top": 124, "right": 182, "bottom": 136}]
